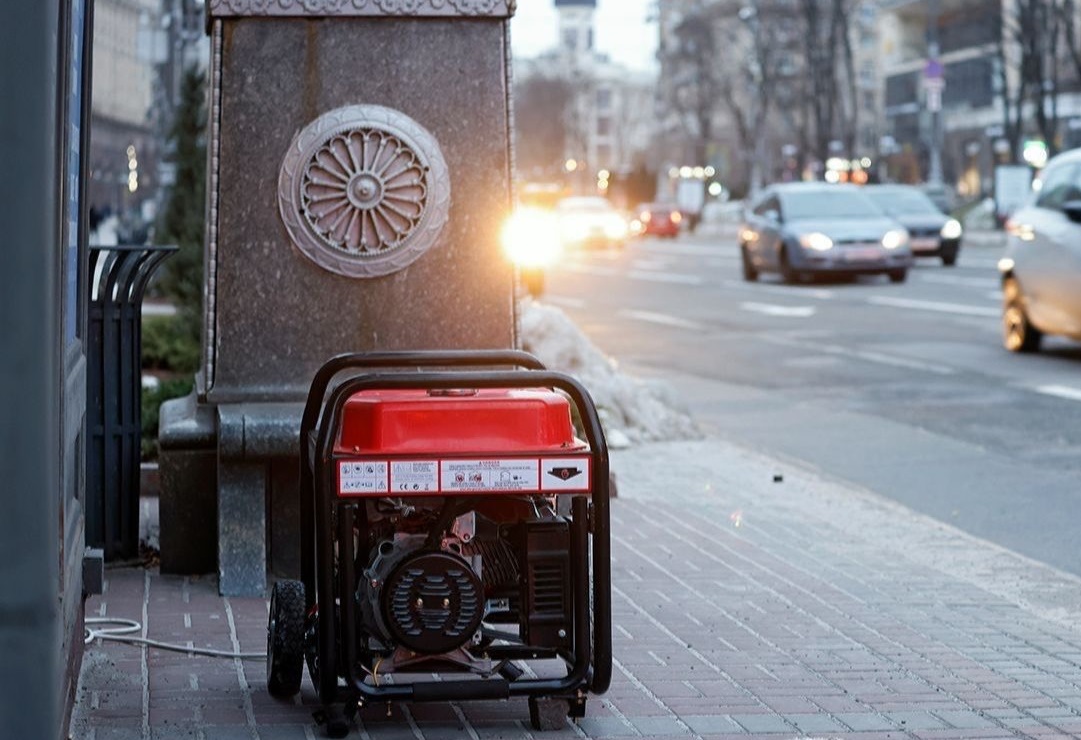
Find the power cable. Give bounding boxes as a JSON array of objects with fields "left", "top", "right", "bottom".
[{"left": 84, "top": 617, "right": 266, "bottom": 660}]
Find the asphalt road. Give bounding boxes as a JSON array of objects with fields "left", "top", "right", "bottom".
[{"left": 545, "top": 225, "right": 1081, "bottom": 577}]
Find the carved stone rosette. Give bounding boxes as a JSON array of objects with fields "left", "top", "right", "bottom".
[{"left": 278, "top": 105, "right": 451, "bottom": 278}]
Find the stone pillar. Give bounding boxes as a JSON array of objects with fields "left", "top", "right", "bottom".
[{"left": 160, "top": 0, "right": 518, "bottom": 595}]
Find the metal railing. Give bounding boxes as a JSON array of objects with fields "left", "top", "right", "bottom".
[{"left": 86, "top": 244, "right": 176, "bottom": 560}]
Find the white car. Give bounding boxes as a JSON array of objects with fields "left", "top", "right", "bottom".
[
  {"left": 555, "top": 196, "right": 627, "bottom": 249},
  {"left": 999, "top": 148, "right": 1081, "bottom": 352}
]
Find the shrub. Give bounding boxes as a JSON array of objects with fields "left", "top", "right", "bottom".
[
  {"left": 142, "top": 315, "right": 201, "bottom": 374},
  {"left": 141, "top": 376, "right": 194, "bottom": 460}
]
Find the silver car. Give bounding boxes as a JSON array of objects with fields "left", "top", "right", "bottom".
[
  {"left": 740, "top": 183, "right": 913, "bottom": 284},
  {"left": 999, "top": 148, "right": 1081, "bottom": 352}
]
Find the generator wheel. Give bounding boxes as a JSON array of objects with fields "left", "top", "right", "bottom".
[
  {"left": 267, "top": 580, "right": 306, "bottom": 698},
  {"left": 529, "top": 696, "right": 571, "bottom": 731}
]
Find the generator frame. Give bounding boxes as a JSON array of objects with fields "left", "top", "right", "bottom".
[{"left": 296, "top": 350, "right": 612, "bottom": 732}]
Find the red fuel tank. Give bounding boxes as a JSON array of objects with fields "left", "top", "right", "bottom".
[{"left": 334, "top": 388, "right": 586, "bottom": 455}]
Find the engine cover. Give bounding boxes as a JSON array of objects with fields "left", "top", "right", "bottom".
[{"left": 382, "top": 550, "right": 484, "bottom": 654}]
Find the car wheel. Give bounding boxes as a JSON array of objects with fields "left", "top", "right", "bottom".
[
  {"left": 941, "top": 249, "right": 958, "bottom": 267},
  {"left": 888, "top": 269, "right": 907, "bottom": 283},
  {"left": 779, "top": 247, "right": 799, "bottom": 285},
  {"left": 740, "top": 245, "right": 758, "bottom": 282},
  {"left": 1002, "top": 277, "right": 1042, "bottom": 352}
]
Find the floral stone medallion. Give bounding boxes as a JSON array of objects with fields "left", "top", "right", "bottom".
[{"left": 278, "top": 104, "right": 451, "bottom": 278}]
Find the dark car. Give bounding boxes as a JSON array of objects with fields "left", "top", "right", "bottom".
[
  {"left": 863, "top": 184, "right": 963, "bottom": 266},
  {"left": 631, "top": 203, "right": 682, "bottom": 238},
  {"left": 998, "top": 148, "right": 1081, "bottom": 352},
  {"left": 739, "top": 183, "right": 913, "bottom": 284}
]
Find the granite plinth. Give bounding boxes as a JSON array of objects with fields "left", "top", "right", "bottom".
[
  {"left": 161, "top": 15, "right": 517, "bottom": 596},
  {"left": 208, "top": 17, "right": 516, "bottom": 402}
]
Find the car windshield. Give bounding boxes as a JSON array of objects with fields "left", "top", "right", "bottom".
[
  {"left": 865, "top": 189, "right": 939, "bottom": 215},
  {"left": 781, "top": 190, "right": 881, "bottom": 220},
  {"left": 558, "top": 197, "right": 612, "bottom": 213}
]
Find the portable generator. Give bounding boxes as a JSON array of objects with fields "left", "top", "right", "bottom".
[{"left": 266, "top": 350, "right": 611, "bottom": 738}]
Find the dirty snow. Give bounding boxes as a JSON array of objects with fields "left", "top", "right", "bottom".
[{"left": 519, "top": 300, "right": 700, "bottom": 448}]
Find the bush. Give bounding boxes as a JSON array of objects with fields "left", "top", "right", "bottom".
[
  {"left": 141, "top": 376, "right": 194, "bottom": 460},
  {"left": 142, "top": 315, "right": 201, "bottom": 374}
]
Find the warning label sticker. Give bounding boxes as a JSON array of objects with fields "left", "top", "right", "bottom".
[
  {"left": 339, "top": 460, "right": 388, "bottom": 495},
  {"left": 440, "top": 459, "right": 540, "bottom": 492},
  {"left": 541, "top": 456, "right": 591, "bottom": 491},
  {"left": 390, "top": 460, "right": 438, "bottom": 494}
]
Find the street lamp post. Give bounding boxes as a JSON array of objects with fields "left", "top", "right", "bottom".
[{"left": 925, "top": 0, "right": 944, "bottom": 186}]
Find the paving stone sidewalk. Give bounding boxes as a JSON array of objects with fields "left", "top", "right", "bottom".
[{"left": 72, "top": 437, "right": 1081, "bottom": 739}]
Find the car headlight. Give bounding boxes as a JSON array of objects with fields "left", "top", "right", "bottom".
[
  {"left": 502, "top": 210, "right": 562, "bottom": 267},
  {"left": 881, "top": 229, "right": 908, "bottom": 250},
  {"left": 604, "top": 216, "right": 627, "bottom": 240},
  {"left": 798, "top": 232, "right": 834, "bottom": 251},
  {"left": 940, "top": 218, "right": 963, "bottom": 239}
]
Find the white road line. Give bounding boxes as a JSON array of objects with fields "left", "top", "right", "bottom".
[
  {"left": 627, "top": 269, "right": 705, "bottom": 285},
  {"left": 618, "top": 309, "right": 704, "bottom": 331},
  {"left": 631, "top": 259, "right": 671, "bottom": 271},
  {"left": 637, "top": 242, "right": 737, "bottom": 257},
  {"left": 1035, "top": 385, "right": 1081, "bottom": 402},
  {"left": 564, "top": 263, "right": 619, "bottom": 277},
  {"left": 867, "top": 295, "right": 999, "bottom": 317},
  {"left": 916, "top": 273, "right": 1001, "bottom": 289},
  {"left": 542, "top": 295, "right": 586, "bottom": 309},
  {"left": 762, "top": 336, "right": 955, "bottom": 375},
  {"left": 740, "top": 302, "right": 816, "bottom": 318},
  {"left": 720, "top": 280, "right": 836, "bottom": 300}
]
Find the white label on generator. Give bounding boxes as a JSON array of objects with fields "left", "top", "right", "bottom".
[
  {"left": 440, "top": 459, "right": 540, "bottom": 492},
  {"left": 390, "top": 460, "right": 439, "bottom": 493},
  {"left": 540, "top": 456, "right": 591, "bottom": 491},
  {"left": 339, "top": 460, "right": 389, "bottom": 495}
]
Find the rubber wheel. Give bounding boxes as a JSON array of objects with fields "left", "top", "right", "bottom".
[
  {"left": 941, "top": 250, "right": 958, "bottom": 266},
  {"left": 267, "top": 580, "right": 306, "bottom": 698},
  {"left": 1003, "top": 277, "right": 1042, "bottom": 352},
  {"left": 740, "top": 245, "right": 758, "bottom": 282},
  {"left": 888, "top": 269, "right": 907, "bottom": 284}
]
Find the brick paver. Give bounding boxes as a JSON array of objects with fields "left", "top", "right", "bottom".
[{"left": 71, "top": 439, "right": 1081, "bottom": 738}]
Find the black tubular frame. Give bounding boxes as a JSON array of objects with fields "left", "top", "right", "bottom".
[{"left": 297, "top": 351, "right": 612, "bottom": 708}]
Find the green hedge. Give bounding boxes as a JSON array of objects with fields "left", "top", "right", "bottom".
[{"left": 141, "top": 376, "right": 194, "bottom": 460}]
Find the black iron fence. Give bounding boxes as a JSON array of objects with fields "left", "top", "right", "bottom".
[{"left": 86, "top": 244, "right": 176, "bottom": 560}]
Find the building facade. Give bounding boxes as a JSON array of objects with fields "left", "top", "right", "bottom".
[
  {"left": 878, "top": 0, "right": 1081, "bottom": 197},
  {"left": 88, "top": 0, "right": 207, "bottom": 238},
  {"left": 655, "top": 0, "right": 883, "bottom": 195},
  {"left": 515, "top": 0, "right": 656, "bottom": 201}
]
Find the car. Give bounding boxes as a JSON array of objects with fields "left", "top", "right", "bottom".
[
  {"left": 739, "top": 182, "right": 913, "bottom": 284},
  {"left": 998, "top": 148, "right": 1081, "bottom": 352},
  {"left": 555, "top": 196, "right": 628, "bottom": 249},
  {"left": 631, "top": 203, "right": 682, "bottom": 238},
  {"left": 863, "top": 184, "right": 963, "bottom": 266}
]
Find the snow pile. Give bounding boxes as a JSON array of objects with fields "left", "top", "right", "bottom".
[{"left": 520, "top": 301, "right": 701, "bottom": 448}]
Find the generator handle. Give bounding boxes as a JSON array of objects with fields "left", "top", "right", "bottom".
[
  {"left": 311, "top": 368, "right": 612, "bottom": 697},
  {"left": 299, "top": 351, "right": 546, "bottom": 612}
]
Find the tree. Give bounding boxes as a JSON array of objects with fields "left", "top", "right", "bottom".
[
  {"left": 665, "top": 10, "right": 723, "bottom": 168},
  {"left": 797, "top": 0, "right": 859, "bottom": 167},
  {"left": 154, "top": 65, "right": 206, "bottom": 367},
  {"left": 715, "top": 0, "right": 795, "bottom": 192},
  {"left": 999, "top": 0, "right": 1066, "bottom": 162},
  {"left": 513, "top": 71, "right": 573, "bottom": 178}
]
